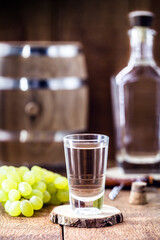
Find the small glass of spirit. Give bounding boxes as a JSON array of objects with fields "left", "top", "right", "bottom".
[{"left": 63, "top": 133, "right": 109, "bottom": 215}]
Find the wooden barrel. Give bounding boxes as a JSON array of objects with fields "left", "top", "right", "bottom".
[{"left": 0, "top": 42, "right": 88, "bottom": 170}]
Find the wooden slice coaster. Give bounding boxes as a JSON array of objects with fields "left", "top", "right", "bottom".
[{"left": 50, "top": 204, "right": 123, "bottom": 228}]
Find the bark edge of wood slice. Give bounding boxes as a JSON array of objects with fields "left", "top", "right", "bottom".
[{"left": 50, "top": 204, "right": 123, "bottom": 228}]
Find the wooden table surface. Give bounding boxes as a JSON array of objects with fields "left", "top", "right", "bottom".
[{"left": 0, "top": 188, "right": 160, "bottom": 240}]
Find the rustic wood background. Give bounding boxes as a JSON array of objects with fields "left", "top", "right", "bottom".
[{"left": 0, "top": 0, "right": 160, "bottom": 160}]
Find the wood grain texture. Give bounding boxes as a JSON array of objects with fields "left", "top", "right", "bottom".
[
  {"left": 48, "top": 0, "right": 153, "bottom": 160},
  {"left": 64, "top": 188, "right": 160, "bottom": 240},
  {"left": 0, "top": 42, "right": 88, "bottom": 168},
  {"left": 0, "top": 87, "right": 88, "bottom": 168},
  {"left": 0, "top": 205, "right": 62, "bottom": 240},
  {"left": 0, "top": 189, "right": 160, "bottom": 239},
  {"left": 50, "top": 204, "right": 123, "bottom": 228},
  {"left": 0, "top": 0, "right": 160, "bottom": 161}
]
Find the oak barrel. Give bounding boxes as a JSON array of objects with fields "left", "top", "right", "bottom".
[{"left": 0, "top": 42, "right": 88, "bottom": 170}]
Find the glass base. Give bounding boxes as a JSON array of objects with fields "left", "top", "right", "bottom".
[
  {"left": 70, "top": 193, "right": 104, "bottom": 215},
  {"left": 74, "top": 207, "right": 101, "bottom": 215}
]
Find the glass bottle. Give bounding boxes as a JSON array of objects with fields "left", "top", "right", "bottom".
[{"left": 111, "top": 11, "right": 160, "bottom": 173}]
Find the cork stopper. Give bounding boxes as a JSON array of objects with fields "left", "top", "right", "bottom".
[
  {"left": 129, "top": 181, "right": 147, "bottom": 205},
  {"left": 129, "top": 11, "right": 154, "bottom": 27},
  {"left": 131, "top": 181, "right": 147, "bottom": 193}
]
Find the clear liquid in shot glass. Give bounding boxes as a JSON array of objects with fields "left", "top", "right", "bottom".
[{"left": 65, "top": 143, "right": 107, "bottom": 215}]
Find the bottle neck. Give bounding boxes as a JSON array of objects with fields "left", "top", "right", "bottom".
[{"left": 128, "top": 27, "right": 156, "bottom": 66}]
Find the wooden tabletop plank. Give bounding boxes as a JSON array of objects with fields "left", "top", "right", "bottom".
[
  {"left": 0, "top": 189, "right": 160, "bottom": 240},
  {"left": 64, "top": 188, "right": 160, "bottom": 240},
  {"left": 0, "top": 205, "right": 62, "bottom": 240}
]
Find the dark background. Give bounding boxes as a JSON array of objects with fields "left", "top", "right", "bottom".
[{"left": 0, "top": 0, "right": 160, "bottom": 160}]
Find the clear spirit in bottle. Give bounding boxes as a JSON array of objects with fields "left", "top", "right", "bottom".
[{"left": 111, "top": 11, "right": 160, "bottom": 173}]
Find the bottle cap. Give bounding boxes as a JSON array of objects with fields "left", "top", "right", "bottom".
[{"left": 129, "top": 11, "right": 154, "bottom": 27}]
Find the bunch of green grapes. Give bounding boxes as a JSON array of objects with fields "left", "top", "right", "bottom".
[{"left": 0, "top": 165, "right": 69, "bottom": 217}]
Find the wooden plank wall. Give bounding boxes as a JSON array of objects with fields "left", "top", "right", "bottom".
[{"left": 0, "top": 0, "right": 159, "bottom": 160}]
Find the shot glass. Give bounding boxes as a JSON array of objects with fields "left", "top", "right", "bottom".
[{"left": 63, "top": 133, "right": 109, "bottom": 215}]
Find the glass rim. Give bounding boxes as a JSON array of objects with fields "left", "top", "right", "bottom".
[{"left": 63, "top": 133, "right": 109, "bottom": 143}]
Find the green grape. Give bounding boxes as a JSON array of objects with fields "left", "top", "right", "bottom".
[
  {"left": 9, "top": 201, "right": 21, "bottom": 217},
  {"left": 30, "top": 170, "right": 41, "bottom": 182},
  {"left": 42, "top": 170, "right": 56, "bottom": 183},
  {"left": 2, "top": 179, "right": 17, "bottom": 192},
  {"left": 0, "top": 174, "right": 7, "bottom": 187},
  {"left": 26, "top": 189, "right": 43, "bottom": 199},
  {"left": 56, "top": 190, "right": 69, "bottom": 203},
  {"left": 47, "top": 182, "right": 57, "bottom": 194},
  {"left": 4, "top": 200, "right": 12, "bottom": 213},
  {"left": 8, "top": 166, "right": 17, "bottom": 172},
  {"left": 54, "top": 176, "right": 68, "bottom": 189},
  {"left": 23, "top": 171, "right": 35, "bottom": 185},
  {"left": 31, "top": 165, "right": 42, "bottom": 174},
  {"left": 0, "top": 165, "right": 69, "bottom": 217},
  {"left": 32, "top": 181, "right": 46, "bottom": 193},
  {"left": 0, "top": 189, "right": 8, "bottom": 202},
  {"left": 20, "top": 198, "right": 25, "bottom": 201},
  {"left": 20, "top": 200, "right": 34, "bottom": 217},
  {"left": 49, "top": 194, "right": 61, "bottom": 205},
  {"left": 8, "top": 189, "right": 21, "bottom": 201},
  {"left": 30, "top": 196, "right": 43, "bottom": 210},
  {"left": 60, "top": 180, "right": 69, "bottom": 191},
  {"left": 43, "top": 190, "right": 51, "bottom": 203},
  {"left": 63, "top": 183, "right": 69, "bottom": 191},
  {"left": 18, "top": 166, "right": 29, "bottom": 178},
  {"left": 18, "top": 182, "right": 32, "bottom": 196},
  {"left": 54, "top": 173, "right": 61, "bottom": 179},
  {"left": 7, "top": 172, "right": 21, "bottom": 184},
  {"left": 0, "top": 166, "right": 9, "bottom": 175}
]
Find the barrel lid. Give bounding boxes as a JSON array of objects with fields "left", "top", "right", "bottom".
[{"left": 128, "top": 11, "right": 154, "bottom": 27}]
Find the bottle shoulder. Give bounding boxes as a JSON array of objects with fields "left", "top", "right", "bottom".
[{"left": 115, "top": 64, "right": 160, "bottom": 85}]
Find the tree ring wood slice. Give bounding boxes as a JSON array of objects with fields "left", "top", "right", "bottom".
[{"left": 50, "top": 204, "right": 123, "bottom": 228}]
